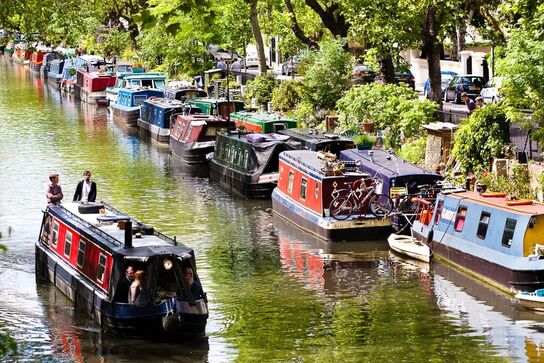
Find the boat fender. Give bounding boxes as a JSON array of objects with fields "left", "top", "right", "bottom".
[
  {"left": 162, "top": 314, "right": 183, "bottom": 333},
  {"left": 426, "top": 230, "right": 434, "bottom": 244}
]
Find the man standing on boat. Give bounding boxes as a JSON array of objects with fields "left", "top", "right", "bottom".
[
  {"left": 113, "top": 266, "right": 135, "bottom": 303},
  {"left": 73, "top": 170, "right": 97, "bottom": 203},
  {"left": 46, "top": 172, "right": 63, "bottom": 205}
]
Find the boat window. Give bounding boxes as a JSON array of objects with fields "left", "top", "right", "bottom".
[
  {"left": 130, "top": 79, "right": 140, "bottom": 86},
  {"left": 300, "top": 178, "right": 308, "bottom": 200},
  {"left": 476, "top": 212, "right": 491, "bottom": 240},
  {"left": 315, "top": 183, "right": 319, "bottom": 199},
  {"left": 454, "top": 206, "right": 467, "bottom": 232},
  {"left": 274, "top": 123, "right": 287, "bottom": 132},
  {"left": 434, "top": 201, "right": 443, "bottom": 225},
  {"left": 244, "top": 150, "right": 249, "bottom": 168},
  {"left": 77, "top": 239, "right": 86, "bottom": 268},
  {"left": 501, "top": 218, "right": 517, "bottom": 248},
  {"left": 134, "top": 95, "right": 147, "bottom": 106},
  {"left": 142, "top": 79, "right": 153, "bottom": 87},
  {"left": 96, "top": 253, "right": 107, "bottom": 283},
  {"left": 155, "top": 80, "right": 165, "bottom": 88},
  {"left": 64, "top": 231, "right": 73, "bottom": 257},
  {"left": 288, "top": 171, "right": 295, "bottom": 194},
  {"left": 230, "top": 145, "right": 236, "bottom": 163},
  {"left": 184, "top": 126, "right": 193, "bottom": 141},
  {"left": 52, "top": 221, "right": 59, "bottom": 247}
]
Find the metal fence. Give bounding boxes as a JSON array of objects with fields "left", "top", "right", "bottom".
[{"left": 436, "top": 110, "right": 543, "bottom": 162}]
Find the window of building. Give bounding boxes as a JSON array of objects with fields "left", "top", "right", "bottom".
[
  {"left": 52, "top": 222, "right": 59, "bottom": 247},
  {"left": 501, "top": 218, "right": 517, "bottom": 248},
  {"left": 287, "top": 171, "right": 295, "bottom": 194},
  {"left": 64, "top": 231, "right": 72, "bottom": 257},
  {"left": 77, "top": 240, "right": 86, "bottom": 268},
  {"left": 97, "top": 253, "right": 107, "bottom": 283},
  {"left": 454, "top": 206, "right": 467, "bottom": 232},
  {"left": 300, "top": 178, "right": 308, "bottom": 200},
  {"left": 476, "top": 212, "right": 491, "bottom": 239}
]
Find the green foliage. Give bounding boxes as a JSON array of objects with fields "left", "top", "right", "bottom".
[
  {"left": 451, "top": 104, "right": 510, "bottom": 172},
  {"left": 353, "top": 133, "right": 376, "bottom": 145},
  {"left": 245, "top": 73, "right": 280, "bottom": 107},
  {"left": 397, "top": 136, "right": 427, "bottom": 164},
  {"left": 290, "top": 101, "right": 323, "bottom": 129},
  {"left": 479, "top": 165, "right": 535, "bottom": 200},
  {"left": 302, "top": 39, "right": 352, "bottom": 110},
  {"left": 336, "top": 82, "right": 437, "bottom": 149},
  {"left": 92, "top": 28, "right": 132, "bottom": 57},
  {"left": 271, "top": 80, "right": 303, "bottom": 112},
  {"left": 0, "top": 333, "right": 16, "bottom": 358}
]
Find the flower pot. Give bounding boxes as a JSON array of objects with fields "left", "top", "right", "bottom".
[
  {"left": 362, "top": 122, "right": 374, "bottom": 133},
  {"left": 357, "top": 142, "right": 373, "bottom": 150}
]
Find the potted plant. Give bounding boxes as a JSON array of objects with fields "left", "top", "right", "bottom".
[{"left": 353, "top": 133, "right": 376, "bottom": 150}]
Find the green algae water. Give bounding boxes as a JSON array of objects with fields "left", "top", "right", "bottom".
[{"left": 0, "top": 58, "right": 540, "bottom": 362}]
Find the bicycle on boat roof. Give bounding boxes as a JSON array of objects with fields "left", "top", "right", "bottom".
[{"left": 328, "top": 176, "right": 393, "bottom": 220}]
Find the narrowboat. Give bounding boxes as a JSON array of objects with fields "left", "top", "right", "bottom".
[
  {"left": 209, "top": 131, "right": 297, "bottom": 198},
  {"left": 411, "top": 190, "right": 544, "bottom": 293},
  {"left": 137, "top": 98, "right": 186, "bottom": 143},
  {"left": 111, "top": 88, "right": 164, "bottom": 127},
  {"left": 278, "top": 128, "right": 355, "bottom": 155},
  {"left": 170, "top": 114, "right": 229, "bottom": 164},
  {"left": 106, "top": 72, "right": 166, "bottom": 105},
  {"left": 29, "top": 51, "right": 45, "bottom": 73},
  {"left": 187, "top": 98, "right": 245, "bottom": 119},
  {"left": 47, "top": 59, "right": 65, "bottom": 88},
  {"left": 272, "top": 150, "right": 392, "bottom": 241},
  {"left": 40, "top": 52, "right": 57, "bottom": 79},
  {"left": 230, "top": 111, "right": 298, "bottom": 133},
  {"left": 59, "top": 57, "right": 85, "bottom": 93},
  {"left": 13, "top": 43, "right": 32, "bottom": 64},
  {"left": 74, "top": 69, "right": 117, "bottom": 105},
  {"left": 163, "top": 81, "right": 207, "bottom": 101},
  {"left": 36, "top": 202, "right": 208, "bottom": 338},
  {"left": 4, "top": 42, "right": 14, "bottom": 59}
]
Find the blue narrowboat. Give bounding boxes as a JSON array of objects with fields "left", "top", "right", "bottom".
[
  {"left": 47, "top": 59, "right": 65, "bottom": 88},
  {"left": 272, "top": 150, "right": 392, "bottom": 241},
  {"left": 106, "top": 72, "right": 166, "bottom": 105},
  {"left": 411, "top": 190, "right": 544, "bottom": 293},
  {"left": 111, "top": 88, "right": 164, "bottom": 126},
  {"left": 137, "top": 98, "right": 186, "bottom": 143},
  {"left": 40, "top": 52, "right": 58, "bottom": 79},
  {"left": 36, "top": 202, "right": 208, "bottom": 338},
  {"left": 60, "top": 57, "right": 89, "bottom": 93}
]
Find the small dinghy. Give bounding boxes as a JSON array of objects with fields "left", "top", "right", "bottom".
[
  {"left": 516, "top": 289, "right": 544, "bottom": 311},
  {"left": 387, "top": 233, "right": 431, "bottom": 263}
]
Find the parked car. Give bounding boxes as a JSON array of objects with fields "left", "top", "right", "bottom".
[
  {"left": 423, "top": 70, "right": 458, "bottom": 98},
  {"left": 443, "top": 75, "right": 485, "bottom": 103},
  {"left": 394, "top": 67, "right": 415, "bottom": 89},
  {"left": 480, "top": 77, "right": 504, "bottom": 104},
  {"left": 352, "top": 65, "right": 376, "bottom": 84},
  {"left": 231, "top": 55, "right": 268, "bottom": 71},
  {"left": 281, "top": 55, "right": 303, "bottom": 75}
]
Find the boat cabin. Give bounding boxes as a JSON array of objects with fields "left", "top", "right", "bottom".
[
  {"left": 76, "top": 69, "right": 117, "bottom": 92},
  {"left": 278, "top": 128, "right": 355, "bottom": 155},
  {"left": 123, "top": 73, "right": 166, "bottom": 89},
  {"left": 230, "top": 111, "right": 298, "bottom": 134},
  {"left": 187, "top": 98, "right": 245, "bottom": 119},
  {"left": 170, "top": 114, "right": 229, "bottom": 163},
  {"left": 162, "top": 82, "right": 207, "bottom": 102},
  {"left": 339, "top": 149, "right": 442, "bottom": 197},
  {"left": 30, "top": 51, "right": 45, "bottom": 71},
  {"left": 47, "top": 59, "right": 65, "bottom": 87},
  {"left": 117, "top": 88, "right": 164, "bottom": 108},
  {"left": 138, "top": 98, "right": 186, "bottom": 143},
  {"left": 272, "top": 150, "right": 392, "bottom": 240}
]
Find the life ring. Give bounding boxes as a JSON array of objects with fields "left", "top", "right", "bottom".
[{"left": 506, "top": 199, "right": 533, "bottom": 206}]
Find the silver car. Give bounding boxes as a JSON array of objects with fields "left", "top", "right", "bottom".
[{"left": 480, "top": 77, "right": 504, "bottom": 104}]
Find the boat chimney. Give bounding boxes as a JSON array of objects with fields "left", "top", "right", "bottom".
[{"left": 125, "top": 220, "right": 133, "bottom": 248}]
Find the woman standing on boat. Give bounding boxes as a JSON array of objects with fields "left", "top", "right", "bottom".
[{"left": 128, "top": 270, "right": 144, "bottom": 304}]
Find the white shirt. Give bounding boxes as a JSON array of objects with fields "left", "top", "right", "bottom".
[{"left": 81, "top": 181, "right": 92, "bottom": 202}]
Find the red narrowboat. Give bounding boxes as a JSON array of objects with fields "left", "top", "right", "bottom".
[
  {"left": 272, "top": 150, "right": 392, "bottom": 241},
  {"left": 170, "top": 114, "right": 229, "bottom": 164},
  {"left": 36, "top": 202, "right": 208, "bottom": 338},
  {"left": 30, "top": 51, "right": 45, "bottom": 72},
  {"left": 74, "top": 70, "right": 117, "bottom": 105}
]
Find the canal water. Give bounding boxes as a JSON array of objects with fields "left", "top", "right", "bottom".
[{"left": 1, "top": 59, "right": 544, "bottom": 363}]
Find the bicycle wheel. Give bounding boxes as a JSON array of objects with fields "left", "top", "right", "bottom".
[
  {"left": 329, "top": 196, "right": 353, "bottom": 220},
  {"left": 370, "top": 194, "right": 393, "bottom": 217}
]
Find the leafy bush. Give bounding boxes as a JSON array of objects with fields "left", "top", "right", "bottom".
[
  {"left": 451, "top": 104, "right": 510, "bottom": 172},
  {"left": 245, "top": 73, "right": 280, "bottom": 108},
  {"left": 478, "top": 164, "right": 535, "bottom": 200},
  {"left": 336, "top": 82, "right": 437, "bottom": 150},
  {"left": 291, "top": 101, "right": 324, "bottom": 129},
  {"left": 303, "top": 39, "right": 352, "bottom": 110},
  {"left": 271, "top": 81, "right": 303, "bottom": 112},
  {"left": 397, "top": 137, "right": 427, "bottom": 164}
]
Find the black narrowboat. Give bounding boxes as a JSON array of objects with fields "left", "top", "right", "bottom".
[{"left": 36, "top": 202, "right": 208, "bottom": 338}]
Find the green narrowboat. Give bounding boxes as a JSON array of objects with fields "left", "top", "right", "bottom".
[
  {"left": 186, "top": 98, "right": 245, "bottom": 119},
  {"left": 230, "top": 111, "right": 298, "bottom": 134}
]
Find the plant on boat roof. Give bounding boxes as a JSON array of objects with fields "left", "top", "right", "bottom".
[{"left": 353, "top": 133, "right": 376, "bottom": 145}]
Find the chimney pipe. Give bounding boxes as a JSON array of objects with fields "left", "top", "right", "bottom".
[{"left": 125, "top": 220, "right": 133, "bottom": 248}]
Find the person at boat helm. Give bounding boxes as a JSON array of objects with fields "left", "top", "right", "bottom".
[
  {"left": 46, "top": 172, "right": 63, "bottom": 205},
  {"left": 183, "top": 266, "right": 202, "bottom": 300},
  {"left": 73, "top": 170, "right": 97, "bottom": 203},
  {"left": 113, "top": 266, "right": 135, "bottom": 303}
]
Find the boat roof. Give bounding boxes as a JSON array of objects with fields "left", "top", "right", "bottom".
[
  {"left": 218, "top": 131, "right": 292, "bottom": 145},
  {"left": 280, "top": 150, "right": 367, "bottom": 178},
  {"left": 188, "top": 98, "right": 244, "bottom": 104},
  {"left": 230, "top": 111, "right": 295, "bottom": 124},
  {"left": 446, "top": 191, "right": 544, "bottom": 215},
  {"left": 278, "top": 128, "right": 353, "bottom": 144},
  {"left": 340, "top": 149, "right": 439, "bottom": 179},
  {"left": 144, "top": 97, "right": 185, "bottom": 108},
  {"left": 124, "top": 73, "right": 165, "bottom": 80},
  {"left": 119, "top": 88, "right": 164, "bottom": 95},
  {"left": 175, "top": 114, "right": 227, "bottom": 124},
  {"left": 49, "top": 203, "right": 192, "bottom": 258}
]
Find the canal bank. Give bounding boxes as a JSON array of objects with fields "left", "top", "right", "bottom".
[{"left": 0, "top": 59, "right": 542, "bottom": 362}]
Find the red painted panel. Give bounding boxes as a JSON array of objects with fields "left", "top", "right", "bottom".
[
  {"left": 277, "top": 161, "right": 322, "bottom": 214},
  {"left": 234, "top": 121, "right": 262, "bottom": 133}
]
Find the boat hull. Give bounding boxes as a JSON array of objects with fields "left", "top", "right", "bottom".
[
  {"left": 209, "top": 158, "right": 274, "bottom": 198},
  {"left": 111, "top": 105, "right": 140, "bottom": 127},
  {"left": 47, "top": 75, "right": 62, "bottom": 88},
  {"left": 35, "top": 242, "right": 207, "bottom": 338},
  {"left": 137, "top": 118, "right": 170, "bottom": 143},
  {"left": 170, "top": 139, "right": 214, "bottom": 164},
  {"left": 74, "top": 84, "right": 107, "bottom": 105},
  {"left": 272, "top": 189, "right": 392, "bottom": 241},
  {"left": 387, "top": 233, "right": 430, "bottom": 262}
]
